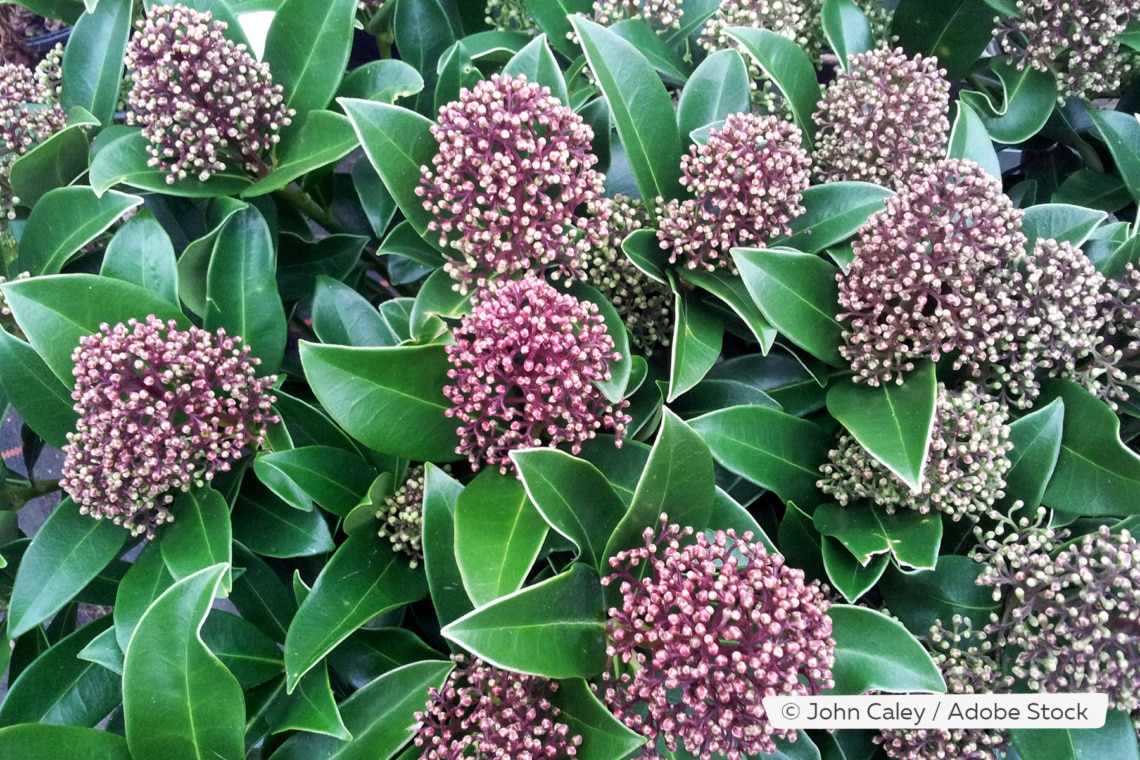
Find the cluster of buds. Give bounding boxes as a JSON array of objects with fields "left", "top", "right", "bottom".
[
  {"left": 0, "top": 58, "right": 67, "bottom": 219},
  {"left": 877, "top": 616, "right": 1013, "bottom": 760},
  {"left": 418, "top": 74, "right": 608, "bottom": 293},
  {"left": 602, "top": 516, "right": 835, "bottom": 759},
  {"left": 976, "top": 515, "right": 1140, "bottom": 714},
  {"left": 818, "top": 383, "right": 1013, "bottom": 521},
  {"left": 416, "top": 655, "right": 581, "bottom": 760},
  {"left": 657, "top": 113, "right": 811, "bottom": 272},
  {"left": 591, "top": 0, "right": 682, "bottom": 30},
  {"left": 584, "top": 196, "right": 673, "bottom": 356},
  {"left": 485, "top": 0, "right": 539, "bottom": 33},
  {"left": 813, "top": 48, "right": 950, "bottom": 191},
  {"left": 443, "top": 276, "right": 630, "bottom": 474},
  {"left": 59, "top": 316, "right": 277, "bottom": 538},
  {"left": 997, "top": 0, "right": 1140, "bottom": 101},
  {"left": 124, "top": 4, "right": 292, "bottom": 183},
  {"left": 376, "top": 465, "right": 428, "bottom": 568}
]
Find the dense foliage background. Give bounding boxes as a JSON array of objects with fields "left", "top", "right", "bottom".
[{"left": 0, "top": 0, "right": 1138, "bottom": 758}]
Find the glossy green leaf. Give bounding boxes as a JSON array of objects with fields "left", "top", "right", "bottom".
[
  {"left": 231, "top": 543, "right": 298, "bottom": 643},
  {"left": 454, "top": 468, "right": 548, "bottom": 607},
  {"left": 205, "top": 205, "right": 287, "bottom": 373},
  {"left": 551, "top": 678, "right": 647, "bottom": 760},
  {"left": 433, "top": 40, "right": 484, "bottom": 115},
  {"left": 100, "top": 210, "right": 179, "bottom": 307},
  {"left": 351, "top": 161, "right": 398, "bottom": 240},
  {"left": 1089, "top": 109, "right": 1140, "bottom": 206},
  {"left": 272, "top": 390, "right": 358, "bottom": 453},
  {"left": 263, "top": 0, "right": 356, "bottom": 118},
  {"left": 890, "top": 0, "right": 996, "bottom": 80},
  {"left": 16, "top": 187, "right": 141, "bottom": 275},
  {"left": 827, "top": 604, "right": 946, "bottom": 694},
  {"left": 421, "top": 463, "right": 474, "bottom": 628},
  {"left": 948, "top": 100, "right": 1001, "bottom": 180},
  {"left": 997, "top": 397, "right": 1064, "bottom": 516},
  {"left": 8, "top": 124, "right": 90, "bottom": 208},
  {"left": 959, "top": 56, "right": 1057, "bottom": 144},
  {"left": 524, "top": 0, "right": 592, "bottom": 57},
  {"left": 821, "top": 537, "right": 889, "bottom": 603},
  {"left": 337, "top": 59, "right": 425, "bottom": 105},
  {"left": 60, "top": 0, "right": 130, "bottom": 126},
  {"left": 161, "top": 489, "right": 232, "bottom": 594},
  {"left": 175, "top": 198, "right": 247, "bottom": 317},
  {"left": 1040, "top": 379, "right": 1140, "bottom": 515},
  {"left": 394, "top": 0, "right": 456, "bottom": 115},
  {"left": 277, "top": 234, "right": 367, "bottom": 303},
  {"left": 340, "top": 98, "right": 439, "bottom": 243},
  {"left": 1011, "top": 709, "right": 1140, "bottom": 760},
  {"left": 672, "top": 378, "right": 782, "bottom": 418},
  {"left": 691, "top": 406, "right": 831, "bottom": 508},
  {"left": 269, "top": 660, "right": 453, "bottom": 760},
  {"left": 272, "top": 662, "right": 350, "bottom": 740},
  {"left": 300, "top": 342, "right": 459, "bottom": 462},
  {"left": 609, "top": 18, "right": 691, "bottom": 82},
  {"left": 622, "top": 228, "right": 668, "bottom": 283},
  {"left": 202, "top": 610, "right": 285, "bottom": 690},
  {"left": 706, "top": 350, "right": 827, "bottom": 418},
  {"left": 77, "top": 627, "right": 124, "bottom": 675},
  {"left": 572, "top": 16, "right": 684, "bottom": 206},
  {"left": 777, "top": 501, "right": 826, "bottom": 584},
  {"left": 284, "top": 531, "right": 428, "bottom": 690},
  {"left": 123, "top": 564, "right": 244, "bottom": 760},
  {"left": 725, "top": 27, "right": 821, "bottom": 149},
  {"left": 1053, "top": 169, "right": 1132, "bottom": 214},
  {"left": 89, "top": 129, "right": 254, "bottom": 197},
  {"left": 511, "top": 448, "right": 626, "bottom": 569},
  {"left": 244, "top": 111, "right": 358, "bottom": 197},
  {"left": 232, "top": 483, "right": 336, "bottom": 559},
  {"left": 822, "top": 0, "right": 873, "bottom": 67},
  {"left": 0, "top": 725, "right": 131, "bottom": 760},
  {"left": 8, "top": 498, "right": 127, "bottom": 638},
  {"left": 878, "top": 555, "right": 1001, "bottom": 635},
  {"left": 669, "top": 284, "right": 723, "bottom": 401},
  {"left": 710, "top": 487, "right": 776, "bottom": 552},
  {"left": 566, "top": 280, "right": 632, "bottom": 402},
  {"left": 734, "top": 247, "right": 844, "bottom": 366},
  {"left": 442, "top": 563, "right": 606, "bottom": 678},
  {"left": 327, "top": 627, "right": 442, "bottom": 689},
  {"left": 676, "top": 50, "right": 750, "bottom": 146},
  {"left": 503, "top": 35, "right": 569, "bottom": 104},
  {"left": 826, "top": 361, "right": 937, "bottom": 492},
  {"left": 310, "top": 276, "right": 389, "bottom": 347},
  {"left": 813, "top": 502, "right": 942, "bottom": 570},
  {"left": 1021, "top": 203, "right": 1107, "bottom": 248},
  {"left": 255, "top": 446, "right": 377, "bottom": 516},
  {"left": 771, "top": 182, "right": 894, "bottom": 253},
  {"left": 682, "top": 267, "right": 778, "bottom": 350},
  {"left": 113, "top": 541, "right": 173, "bottom": 652},
  {"left": 0, "top": 330, "right": 76, "bottom": 448},
  {"left": 0, "top": 615, "right": 119, "bottom": 727}
]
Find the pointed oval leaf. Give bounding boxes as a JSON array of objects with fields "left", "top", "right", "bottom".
[
  {"left": 232, "top": 485, "right": 336, "bottom": 559},
  {"left": 100, "top": 210, "right": 179, "bottom": 307},
  {"left": 421, "top": 463, "right": 474, "bottom": 628},
  {"left": 821, "top": 537, "right": 889, "bottom": 603},
  {"left": 608, "top": 18, "right": 692, "bottom": 82},
  {"left": 284, "top": 532, "right": 428, "bottom": 690},
  {"left": 272, "top": 662, "right": 350, "bottom": 740},
  {"left": 201, "top": 610, "right": 284, "bottom": 690},
  {"left": 826, "top": 361, "right": 938, "bottom": 492},
  {"left": 551, "top": 678, "right": 647, "bottom": 760},
  {"left": 89, "top": 129, "right": 254, "bottom": 197},
  {"left": 161, "top": 488, "right": 233, "bottom": 591},
  {"left": 814, "top": 502, "right": 942, "bottom": 570},
  {"left": 337, "top": 59, "right": 425, "bottom": 105},
  {"left": 959, "top": 56, "right": 1057, "bottom": 144},
  {"left": 668, "top": 284, "right": 723, "bottom": 401},
  {"left": 17, "top": 187, "right": 141, "bottom": 275},
  {"left": 123, "top": 564, "right": 244, "bottom": 760},
  {"left": 1011, "top": 708, "right": 1140, "bottom": 760},
  {"left": 998, "top": 397, "right": 1063, "bottom": 513},
  {"left": 255, "top": 446, "right": 377, "bottom": 515},
  {"left": 8, "top": 498, "right": 127, "bottom": 638},
  {"left": 60, "top": 0, "right": 131, "bottom": 126},
  {"left": 231, "top": 543, "right": 298, "bottom": 642},
  {"left": 326, "top": 627, "right": 442, "bottom": 689},
  {"left": 442, "top": 563, "right": 606, "bottom": 679},
  {"left": 0, "top": 725, "right": 131, "bottom": 760},
  {"left": 677, "top": 50, "right": 750, "bottom": 145},
  {"left": 243, "top": 111, "right": 358, "bottom": 197},
  {"left": 948, "top": 100, "right": 1001, "bottom": 180},
  {"left": 1089, "top": 108, "right": 1140, "bottom": 205},
  {"left": 311, "top": 276, "right": 392, "bottom": 348},
  {"left": 113, "top": 541, "right": 174, "bottom": 653},
  {"left": 1021, "top": 203, "right": 1107, "bottom": 249},
  {"left": 878, "top": 555, "right": 1001, "bottom": 635},
  {"left": 503, "top": 35, "right": 569, "bottom": 104},
  {"left": 681, "top": 267, "right": 778, "bottom": 350},
  {"left": 523, "top": 0, "right": 592, "bottom": 57},
  {"left": 822, "top": 0, "right": 873, "bottom": 67},
  {"left": 890, "top": 0, "right": 996, "bottom": 80},
  {"left": 393, "top": 0, "right": 456, "bottom": 115},
  {"left": 770, "top": 182, "right": 894, "bottom": 253},
  {"left": 827, "top": 604, "right": 946, "bottom": 694},
  {"left": 725, "top": 27, "right": 821, "bottom": 149},
  {"left": 8, "top": 123, "right": 90, "bottom": 208},
  {"left": 0, "top": 329, "right": 76, "bottom": 448},
  {"left": 263, "top": 0, "right": 356, "bottom": 118}
]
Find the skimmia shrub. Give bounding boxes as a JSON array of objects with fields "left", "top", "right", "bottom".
[{"left": 0, "top": 0, "right": 1139, "bottom": 758}]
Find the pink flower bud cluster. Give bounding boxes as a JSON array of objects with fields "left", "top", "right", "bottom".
[
  {"left": 416, "top": 655, "right": 582, "bottom": 760},
  {"left": 444, "top": 276, "right": 630, "bottom": 474},
  {"left": 602, "top": 517, "right": 835, "bottom": 759},
  {"left": 418, "top": 74, "right": 608, "bottom": 293},
  {"left": 657, "top": 113, "right": 811, "bottom": 272},
  {"left": 0, "top": 59, "right": 66, "bottom": 218},
  {"left": 59, "top": 316, "right": 277, "bottom": 537},
  {"left": 124, "top": 4, "right": 292, "bottom": 184}
]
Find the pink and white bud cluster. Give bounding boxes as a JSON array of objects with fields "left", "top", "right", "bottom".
[
  {"left": 602, "top": 517, "right": 835, "bottom": 759},
  {"left": 444, "top": 276, "right": 630, "bottom": 474},
  {"left": 0, "top": 59, "right": 66, "bottom": 218},
  {"left": 591, "top": 0, "right": 682, "bottom": 30},
  {"left": 124, "top": 4, "right": 292, "bottom": 184},
  {"left": 415, "top": 655, "right": 582, "bottom": 760},
  {"left": 657, "top": 113, "right": 811, "bottom": 273},
  {"left": 418, "top": 74, "right": 608, "bottom": 293},
  {"left": 59, "top": 316, "right": 277, "bottom": 537}
]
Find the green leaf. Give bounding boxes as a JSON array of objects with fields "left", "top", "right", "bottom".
[
  {"left": 434, "top": 40, "right": 484, "bottom": 115},
  {"left": 822, "top": 0, "right": 873, "bottom": 67},
  {"left": 243, "top": 111, "right": 358, "bottom": 197},
  {"left": 827, "top": 605, "right": 946, "bottom": 694},
  {"left": 16, "top": 187, "right": 141, "bottom": 275},
  {"left": 263, "top": 0, "right": 356, "bottom": 119},
  {"left": 300, "top": 342, "right": 459, "bottom": 462},
  {"left": 710, "top": 487, "right": 777, "bottom": 553},
  {"left": 734, "top": 247, "right": 844, "bottom": 366},
  {"left": 669, "top": 283, "right": 723, "bottom": 401},
  {"left": 890, "top": 0, "right": 996, "bottom": 80},
  {"left": 572, "top": 16, "right": 684, "bottom": 206},
  {"left": 113, "top": 541, "right": 173, "bottom": 653},
  {"left": 771, "top": 182, "right": 894, "bottom": 254},
  {"left": 454, "top": 468, "right": 548, "bottom": 607},
  {"left": 1053, "top": 169, "right": 1132, "bottom": 214},
  {"left": 0, "top": 725, "right": 131, "bottom": 760},
  {"left": 813, "top": 502, "right": 942, "bottom": 570},
  {"left": 277, "top": 234, "right": 368, "bottom": 303},
  {"left": 272, "top": 662, "right": 350, "bottom": 740},
  {"left": 523, "top": 0, "right": 593, "bottom": 57},
  {"left": 682, "top": 267, "right": 778, "bottom": 350},
  {"left": 442, "top": 563, "right": 606, "bottom": 678},
  {"left": 608, "top": 18, "right": 692, "bottom": 82},
  {"left": 999, "top": 397, "right": 1064, "bottom": 513},
  {"left": 232, "top": 485, "right": 336, "bottom": 559},
  {"left": 564, "top": 279, "right": 632, "bottom": 403},
  {"left": 1012, "top": 709, "right": 1140, "bottom": 760},
  {"left": 231, "top": 543, "right": 298, "bottom": 642},
  {"left": 826, "top": 361, "right": 937, "bottom": 492},
  {"left": 337, "top": 59, "right": 425, "bottom": 105},
  {"left": 1040, "top": 379, "right": 1140, "bottom": 515},
  {"left": 0, "top": 330, "right": 77, "bottom": 448},
  {"left": 205, "top": 205, "right": 287, "bottom": 373},
  {"left": 123, "top": 564, "right": 244, "bottom": 760},
  {"left": 284, "top": 531, "right": 428, "bottom": 691},
  {"left": 100, "top": 210, "right": 179, "bottom": 307},
  {"left": 255, "top": 446, "right": 377, "bottom": 516},
  {"left": 878, "top": 555, "right": 1001, "bottom": 635},
  {"left": 0, "top": 615, "right": 119, "bottom": 727},
  {"left": 959, "top": 56, "right": 1057, "bottom": 144},
  {"left": 60, "top": 0, "right": 131, "bottom": 126},
  {"left": 77, "top": 627, "right": 124, "bottom": 675},
  {"left": 394, "top": 0, "right": 457, "bottom": 115},
  {"left": 725, "top": 27, "right": 821, "bottom": 150},
  {"left": 690, "top": 406, "right": 831, "bottom": 508},
  {"left": 327, "top": 627, "right": 442, "bottom": 689},
  {"left": 948, "top": 100, "right": 1001, "bottom": 180},
  {"left": 1021, "top": 203, "right": 1107, "bottom": 249},
  {"left": 160, "top": 488, "right": 232, "bottom": 593},
  {"left": 269, "top": 660, "right": 453, "bottom": 760},
  {"left": 1089, "top": 109, "right": 1140, "bottom": 206},
  {"left": 339, "top": 98, "right": 440, "bottom": 243},
  {"left": 8, "top": 498, "right": 127, "bottom": 638},
  {"left": 821, "top": 537, "right": 889, "bottom": 602},
  {"left": 421, "top": 463, "right": 474, "bottom": 628},
  {"left": 503, "top": 35, "right": 569, "bottom": 104},
  {"left": 310, "top": 276, "right": 390, "bottom": 347},
  {"left": 8, "top": 124, "right": 90, "bottom": 209},
  {"left": 89, "top": 129, "right": 254, "bottom": 197},
  {"left": 676, "top": 50, "right": 750, "bottom": 146},
  {"left": 551, "top": 678, "right": 647, "bottom": 760},
  {"left": 510, "top": 448, "right": 627, "bottom": 570},
  {"left": 201, "top": 610, "right": 284, "bottom": 690}
]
